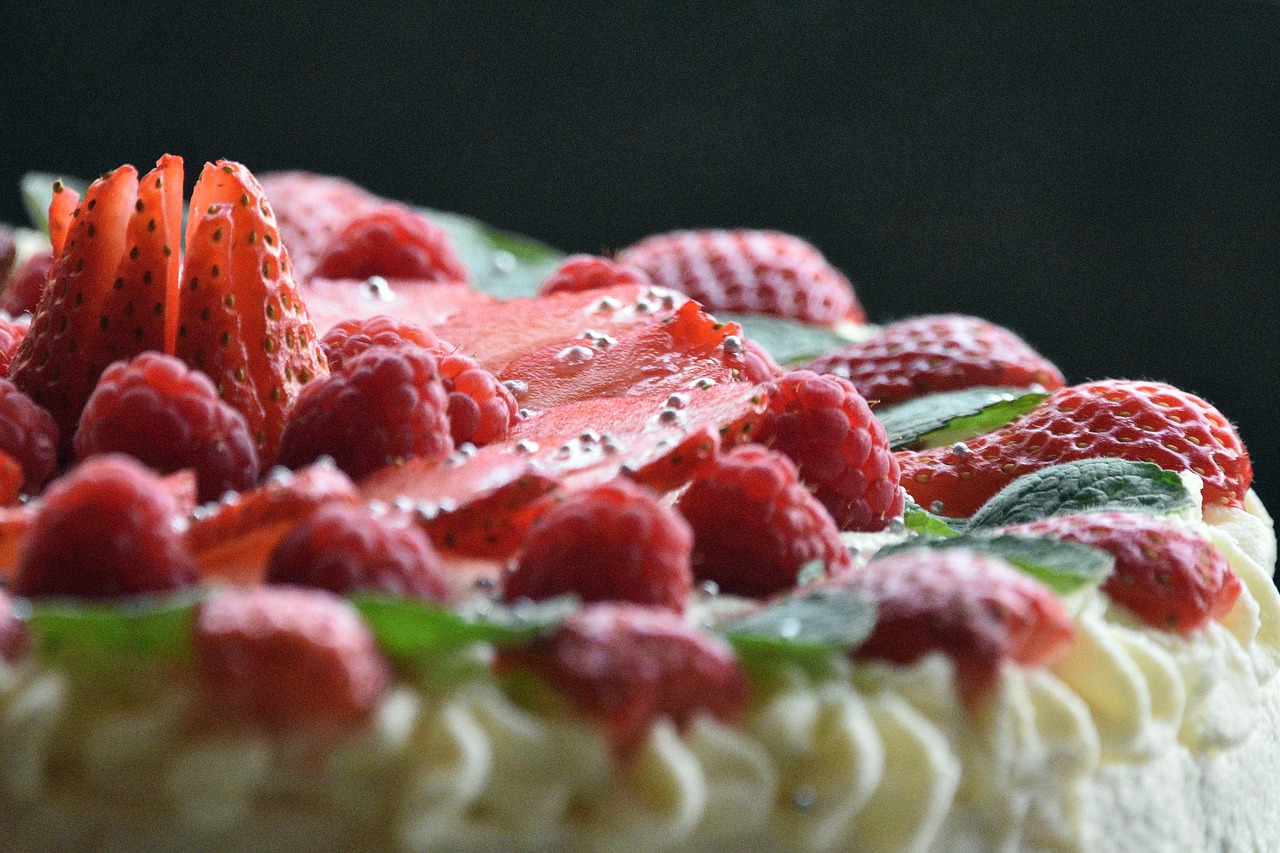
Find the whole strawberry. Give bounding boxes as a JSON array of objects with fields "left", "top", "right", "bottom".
[
  {"left": 276, "top": 344, "right": 453, "bottom": 481},
  {"left": 677, "top": 445, "right": 851, "bottom": 597},
  {"left": 12, "top": 454, "right": 198, "bottom": 598},
  {"left": 805, "top": 314, "right": 1066, "bottom": 406},
  {"left": 0, "top": 378, "right": 59, "bottom": 495},
  {"left": 503, "top": 478, "right": 693, "bottom": 613},
  {"left": 897, "top": 380, "right": 1253, "bottom": 517},
  {"left": 617, "top": 229, "right": 865, "bottom": 326},
  {"left": 537, "top": 254, "right": 651, "bottom": 297},
  {"left": 497, "top": 602, "right": 750, "bottom": 757},
  {"left": 194, "top": 586, "right": 391, "bottom": 733},
  {"left": 756, "top": 370, "right": 903, "bottom": 531},
  {"left": 74, "top": 352, "right": 259, "bottom": 503},
  {"left": 267, "top": 502, "right": 450, "bottom": 602},
  {"left": 1002, "top": 511, "right": 1241, "bottom": 633},
  {"left": 834, "top": 548, "right": 1073, "bottom": 707}
]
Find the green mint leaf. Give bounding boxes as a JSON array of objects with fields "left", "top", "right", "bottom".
[
  {"left": 903, "top": 497, "right": 964, "bottom": 537},
  {"left": 716, "top": 312, "right": 852, "bottom": 365},
  {"left": 795, "top": 558, "right": 827, "bottom": 586},
  {"left": 720, "top": 587, "right": 876, "bottom": 662},
  {"left": 876, "top": 387, "right": 1047, "bottom": 450},
  {"left": 22, "top": 592, "right": 205, "bottom": 666},
  {"left": 21, "top": 172, "right": 90, "bottom": 235},
  {"left": 351, "top": 593, "right": 577, "bottom": 663},
  {"left": 419, "top": 207, "right": 565, "bottom": 301},
  {"left": 876, "top": 533, "right": 1114, "bottom": 595},
  {"left": 967, "top": 458, "right": 1193, "bottom": 530}
]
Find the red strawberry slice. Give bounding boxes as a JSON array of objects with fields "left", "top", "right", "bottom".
[
  {"left": 47, "top": 180, "right": 81, "bottom": 258},
  {"left": 432, "top": 283, "right": 689, "bottom": 373},
  {"left": 618, "top": 228, "right": 865, "bottom": 326},
  {"left": 301, "top": 277, "right": 496, "bottom": 336},
  {"left": 805, "top": 314, "right": 1066, "bottom": 406},
  {"left": 178, "top": 161, "right": 329, "bottom": 465},
  {"left": 497, "top": 300, "right": 761, "bottom": 411},
  {"left": 897, "top": 380, "right": 1253, "bottom": 518}
]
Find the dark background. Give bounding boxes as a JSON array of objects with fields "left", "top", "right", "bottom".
[{"left": 1, "top": 3, "right": 1277, "bottom": 512}]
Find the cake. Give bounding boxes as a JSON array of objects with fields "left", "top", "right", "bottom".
[{"left": 0, "top": 157, "right": 1274, "bottom": 852}]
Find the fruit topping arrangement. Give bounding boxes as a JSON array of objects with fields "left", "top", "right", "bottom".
[{"left": 0, "top": 157, "right": 1258, "bottom": 755}]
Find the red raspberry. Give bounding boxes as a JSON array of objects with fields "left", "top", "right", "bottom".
[
  {"left": 537, "top": 254, "right": 651, "bottom": 297},
  {"left": 503, "top": 478, "right": 693, "bottom": 613},
  {"left": 276, "top": 345, "right": 453, "bottom": 481},
  {"left": 742, "top": 338, "right": 783, "bottom": 382},
  {"left": 0, "top": 248, "right": 52, "bottom": 318},
  {"left": 677, "top": 445, "right": 851, "bottom": 597},
  {"left": 267, "top": 502, "right": 450, "bottom": 602},
  {"left": 833, "top": 548, "right": 1073, "bottom": 707},
  {"left": 756, "top": 370, "right": 903, "bottom": 532},
  {"left": 194, "top": 586, "right": 391, "bottom": 733},
  {"left": 0, "top": 378, "right": 59, "bottom": 495},
  {"left": 320, "top": 314, "right": 450, "bottom": 374},
  {"left": 805, "top": 314, "right": 1066, "bottom": 407},
  {"left": 315, "top": 203, "right": 468, "bottom": 283},
  {"left": 0, "top": 316, "right": 30, "bottom": 376},
  {"left": 618, "top": 229, "right": 865, "bottom": 326},
  {"left": 1003, "top": 511, "right": 1241, "bottom": 633},
  {"left": 497, "top": 602, "right": 750, "bottom": 757},
  {"left": 0, "top": 590, "right": 30, "bottom": 663},
  {"left": 12, "top": 454, "right": 199, "bottom": 599},
  {"left": 74, "top": 352, "right": 260, "bottom": 503},
  {"left": 260, "top": 171, "right": 379, "bottom": 281}
]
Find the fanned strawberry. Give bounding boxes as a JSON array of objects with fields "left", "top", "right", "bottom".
[
  {"left": 47, "top": 180, "right": 80, "bottom": 258},
  {"left": 497, "top": 300, "right": 764, "bottom": 411},
  {"left": 898, "top": 380, "right": 1252, "bottom": 517},
  {"left": 177, "top": 161, "right": 329, "bottom": 465},
  {"left": 301, "top": 278, "right": 496, "bottom": 336}
]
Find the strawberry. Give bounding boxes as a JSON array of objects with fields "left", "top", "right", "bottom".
[
  {"left": 497, "top": 300, "right": 766, "bottom": 411},
  {"left": 10, "top": 157, "right": 181, "bottom": 454},
  {"left": 193, "top": 586, "right": 391, "bottom": 733},
  {"left": 537, "top": 254, "right": 651, "bottom": 297},
  {"left": 677, "top": 445, "right": 851, "bottom": 597},
  {"left": 73, "top": 351, "right": 259, "bottom": 503},
  {"left": 0, "top": 316, "right": 30, "bottom": 376},
  {"left": 617, "top": 229, "right": 865, "bottom": 326},
  {"left": 1001, "top": 511, "right": 1242, "bottom": 633},
  {"left": 897, "top": 380, "right": 1253, "bottom": 517},
  {"left": 1, "top": 248, "right": 53, "bottom": 317},
  {"left": 185, "top": 461, "right": 359, "bottom": 585},
  {"left": 301, "top": 278, "right": 496, "bottom": 337},
  {"left": 756, "top": 370, "right": 903, "bottom": 531},
  {"left": 314, "top": 203, "right": 468, "bottom": 284},
  {"left": 46, "top": 180, "right": 81, "bottom": 258},
  {"left": 0, "top": 452, "right": 21, "bottom": 506},
  {"left": 11, "top": 454, "right": 198, "bottom": 599},
  {"left": 833, "top": 548, "right": 1073, "bottom": 707},
  {"left": 503, "top": 478, "right": 694, "bottom": 613},
  {"left": 0, "top": 504, "right": 32, "bottom": 580},
  {"left": 496, "top": 602, "right": 750, "bottom": 758},
  {"left": 805, "top": 314, "right": 1066, "bottom": 406},
  {"left": 0, "top": 377, "right": 59, "bottom": 494},
  {"left": 267, "top": 502, "right": 450, "bottom": 602},
  {"left": 177, "top": 160, "right": 329, "bottom": 465}
]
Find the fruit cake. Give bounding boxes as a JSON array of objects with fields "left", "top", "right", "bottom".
[{"left": 0, "top": 157, "right": 1274, "bottom": 852}]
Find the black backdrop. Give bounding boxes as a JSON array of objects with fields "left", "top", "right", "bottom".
[{"left": 1, "top": 2, "right": 1277, "bottom": 512}]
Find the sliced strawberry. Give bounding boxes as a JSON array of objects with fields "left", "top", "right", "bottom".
[
  {"left": 0, "top": 505, "right": 33, "bottom": 581},
  {"left": 497, "top": 300, "right": 760, "bottom": 411},
  {"left": 47, "top": 180, "right": 80, "bottom": 258},
  {"left": 431, "top": 283, "right": 689, "bottom": 373},
  {"left": 177, "top": 161, "right": 329, "bottom": 465},
  {"left": 184, "top": 462, "right": 358, "bottom": 585},
  {"left": 301, "top": 278, "right": 496, "bottom": 336},
  {"left": 0, "top": 452, "right": 22, "bottom": 506}
]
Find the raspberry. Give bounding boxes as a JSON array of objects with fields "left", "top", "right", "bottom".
[
  {"left": 0, "top": 378, "right": 59, "bottom": 495},
  {"left": 0, "top": 246, "right": 52, "bottom": 318},
  {"left": 618, "top": 229, "right": 865, "bottom": 326},
  {"left": 742, "top": 338, "right": 783, "bottom": 382},
  {"left": 276, "top": 345, "right": 453, "bottom": 481},
  {"left": 315, "top": 203, "right": 468, "bottom": 283},
  {"left": 537, "top": 254, "right": 651, "bottom": 297},
  {"left": 756, "top": 370, "right": 903, "bottom": 532},
  {"left": 12, "top": 454, "right": 199, "bottom": 599},
  {"left": 0, "top": 590, "right": 29, "bottom": 663},
  {"left": 497, "top": 602, "right": 749, "bottom": 757},
  {"left": 0, "top": 316, "right": 29, "bottom": 376},
  {"left": 503, "top": 478, "right": 693, "bottom": 613},
  {"left": 260, "top": 172, "right": 380, "bottom": 280},
  {"left": 267, "top": 502, "right": 450, "bottom": 602},
  {"left": 194, "top": 586, "right": 391, "bottom": 732},
  {"left": 73, "top": 352, "right": 260, "bottom": 503},
  {"left": 677, "top": 445, "right": 851, "bottom": 597},
  {"left": 320, "top": 314, "right": 450, "bottom": 374}
]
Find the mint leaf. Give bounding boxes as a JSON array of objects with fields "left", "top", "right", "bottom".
[
  {"left": 717, "top": 313, "right": 852, "bottom": 365},
  {"left": 795, "top": 558, "right": 827, "bottom": 586},
  {"left": 876, "top": 387, "right": 1047, "bottom": 450},
  {"left": 720, "top": 587, "right": 875, "bottom": 661},
  {"left": 420, "top": 208, "right": 565, "bottom": 301},
  {"left": 21, "top": 172, "right": 90, "bottom": 235},
  {"left": 351, "top": 593, "right": 576, "bottom": 663},
  {"left": 967, "top": 459, "right": 1193, "bottom": 530},
  {"left": 23, "top": 592, "right": 205, "bottom": 666},
  {"left": 903, "top": 498, "right": 963, "bottom": 538},
  {"left": 876, "top": 533, "right": 1113, "bottom": 595}
]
